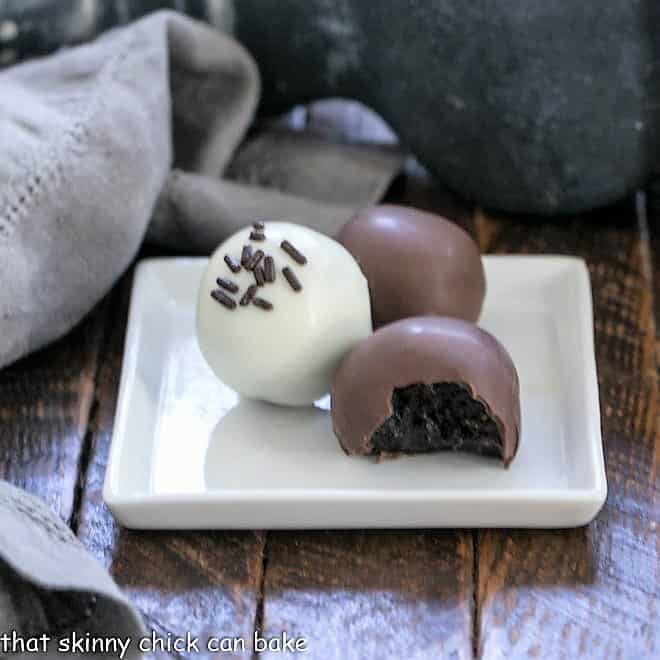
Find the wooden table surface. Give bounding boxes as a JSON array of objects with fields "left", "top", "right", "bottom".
[{"left": 0, "top": 106, "right": 658, "bottom": 659}]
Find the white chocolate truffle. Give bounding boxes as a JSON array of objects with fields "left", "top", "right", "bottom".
[{"left": 197, "top": 222, "right": 372, "bottom": 406}]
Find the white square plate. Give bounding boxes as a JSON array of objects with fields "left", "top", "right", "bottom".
[{"left": 103, "top": 256, "right": 606, "bottom": 529}]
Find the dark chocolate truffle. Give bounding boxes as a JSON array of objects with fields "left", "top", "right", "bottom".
[
  {"left": 337, "top": 205, "right": 486, "bottom": 328},
  {"left": 331, "top": 317, "right": 520, "bottom": 466}
]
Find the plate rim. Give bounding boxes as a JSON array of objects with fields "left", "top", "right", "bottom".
[{"left": 102, "top": 255, "right": 607, "bottom": 526}]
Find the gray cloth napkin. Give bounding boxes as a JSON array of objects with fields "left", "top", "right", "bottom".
[
  {"left": 0, "top": 482, "right": 144, "bottom": 658},
  {"left": 0, "top": 9, "right": 401, "bottom": 648}
]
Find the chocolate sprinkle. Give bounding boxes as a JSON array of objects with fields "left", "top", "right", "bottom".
[
  {"left": 281, "top": 240, "right": 307, "bottom": 265},
  {"left": 254, "top": 265, "right": 266, "bottom": 286},
  {"left": 282, "top": 266, "right": 302, "bottom": 292},
  {"left": 245, "top": 249, "right": 265, "bottom": 271},
  {"left": 253, "top": 297, "right": 273, "bottom": 311},
  {"left": 253, "top": 221, "right": 265, "bottom": 230},
  {"left": 264, "top": 256, "right": 275, "bottom": 282},
  {"left": 240, "top": 284, "right": 258, "bottom": 306},
  {"left": 216, "top": 277, "right": 239, "bottom": 294},
  {"left": 250, "top": 231, "right": 265, "bottom": 241},
  {"left": 224, "top": 254, "right": 241, "bottom": 273},
  {"left": 211, "top": 289, "right": 236, "bottom": 309},
  {"left": 241, "top": 245, "right": 253, "bottom": 267}
]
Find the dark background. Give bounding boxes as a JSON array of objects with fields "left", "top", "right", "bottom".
[{"left": 0, "top": 0, "right": 214, "bottom": 66}]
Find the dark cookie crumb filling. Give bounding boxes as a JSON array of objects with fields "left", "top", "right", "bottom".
[{"left": 370, "top": 382, "right": 503, "bottom": 458}]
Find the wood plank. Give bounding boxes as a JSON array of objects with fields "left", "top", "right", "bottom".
[
  {"left": 646, "top": 180, "right": 660, "bottom": 352},
  {"left": 74, "top": 269, "right": 265, "bottom": 659},
  {"left": 0, "top": 300, "right": 106, "bottom": 522},
  {"left": 476, "top": 199, "right": 659, "bottom": 658},
  {"left": 73, "top": 102, "right": 475, "bottom": 657},
  {"left": 258, "top": 107, "right": 476, "bottom": 660},
  {"left": 260, "top": 530, "right": 474, "bottom": 660}
]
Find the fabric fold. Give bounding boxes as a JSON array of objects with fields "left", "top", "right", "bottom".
[
  {"left": 0, "top": 9, "right": 402, "bottom": 644},
  {"left": 0, "top": 482, "right": 144, "bottom": 658},
  {"left": 149, "top": 130, "right": 402, "bottom": 251},
  {"left": 0, "top": 10, "right": 257, "bottom": 370}
]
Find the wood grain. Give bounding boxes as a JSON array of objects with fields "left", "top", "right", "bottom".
[
  {"left": 5, "top": 93, "right": 656, "bottom": 659},
  {"left": 476, "top": 199, "right": 659, "bottom": 659},
  {"left": 260, "top": 530, "right": 474, "bottom": 660},
  {"left": 255, "top": 103, "right": 476, "bottom": 660},
  {"left": 647, "top": 180, "right": 660, "bottom": 357},
  {"left": 74, "top": 269, "right": 265, "bottom": 659},
  {"left": 0, "top": 301, "right": 106, "bottom": 522}
]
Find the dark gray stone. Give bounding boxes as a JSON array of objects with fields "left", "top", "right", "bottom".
[
  {"left": 236, "top": 0, "right": 660, "bottom": 214},
  {"left": 3, "top": 0, "right": 658, "bottom": 213}
]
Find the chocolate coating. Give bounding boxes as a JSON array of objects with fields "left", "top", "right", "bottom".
[
  {"left": 337, "top": 205, "right": 486, "bottom": 328},
  {"left": 331, "top": 317, "right": 520, "bottom": 466}
]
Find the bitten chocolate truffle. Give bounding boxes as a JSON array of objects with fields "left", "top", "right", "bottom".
[
  {"left": 331, "top": 317, "right": 520, "bottom": 466},
  {"left": 337, "top": 205, "right": 485, "bottom": 328}
]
